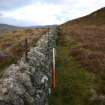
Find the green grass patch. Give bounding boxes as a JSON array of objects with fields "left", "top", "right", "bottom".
[{"left": 49, "top": 37, "right": 99, "bottom": 105}]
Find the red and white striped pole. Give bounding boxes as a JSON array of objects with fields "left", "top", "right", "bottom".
[{"left": 52, "top": 47, "right": 56, "bottom": 89}]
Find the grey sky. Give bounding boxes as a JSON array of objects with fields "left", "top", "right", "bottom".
[
  {"left": 0, "top": 0, "right": 105, "bottom": 26},
  {"left": 0, "top": 0, "right": 30, "bottom": 10}
]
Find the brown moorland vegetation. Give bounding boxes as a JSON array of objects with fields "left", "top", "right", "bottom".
[
  {"left": 0, "top": 28, "right": 48, "bottom": 71},
  {"left": 59, "top": 7, "right": 105, "bottom": 94},
  {"left": 49, "top": 7, "right": 105, "bottom": 105},
  {"left": 60, "top": 7, "right": 105, "bottom": 74}
]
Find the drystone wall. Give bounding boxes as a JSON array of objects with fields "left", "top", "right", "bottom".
[{"left": 0, "top": 27, "right": 58, "bottom": 105}]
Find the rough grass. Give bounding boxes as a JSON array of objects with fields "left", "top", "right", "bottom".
[
  {"left": 0, "top": 28, "right": 48, "bottom": 71},
  {"left": 60, "top": 7, "right": 105, "bottom": 74},
  {"left": 59, "top": 23, "right": 105, "bottom": 95},
  {"left": 0, "top": 28, "right": 47, "bottom": 50},
  {"left": 61, "top": 25, "right": 105, "bottom": 73},
  {"left": 49, "top": 33, "right": 100, "bottom": 105},
  {"left": 53, "top": 8, "right": 105, "bottom": 104}
]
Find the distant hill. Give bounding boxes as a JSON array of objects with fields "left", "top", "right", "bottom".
[
  {"left": 0, "top": 24, "right": 19, "bottom": 31},
  {"left": 0, "top": 24, "right": 57, "bottom": 34},
  {"left": 27, "top": 25, "right": 57, "bottom": 29}
]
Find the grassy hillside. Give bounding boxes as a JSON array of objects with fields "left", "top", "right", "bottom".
[
  {"left": 49, "top": 7, "right": 105, "bottom": 105},
  {"left": 49, "top": 32, "right": 98, "bottom": 105},
  {"left": 0, "top": 28, "right": 48, "bottom": 71},
  {"left": 0, "top": 24, "right": 20, "bottom": 35}
]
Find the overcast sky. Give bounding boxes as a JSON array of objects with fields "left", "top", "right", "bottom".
[{"left": 0, "top": 0, "right": 105, "bottom": 26}]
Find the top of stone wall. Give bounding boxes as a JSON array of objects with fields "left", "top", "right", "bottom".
[{"left": 0, "top": 28, "right": 58, "bottom": 105}]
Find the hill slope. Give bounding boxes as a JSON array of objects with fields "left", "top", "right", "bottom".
[
  {"left": 60, "top": 7, "right": 105, "bottom": 73},
  {"left": 0, "top": 27, "right": 48, "bottom": 71},
  {"left": 50, "top": 7, "right": 105, "bottom": 105},
  {"left": 63, "top": 7, "right": 105, "bottom": 26},
  {"left": 0, "top": 24, "right": 20, "bottom": 33}
]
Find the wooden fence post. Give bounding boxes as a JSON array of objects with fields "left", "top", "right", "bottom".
[{"left": 25, "top": 38, "right": 28, "bottom": 62}]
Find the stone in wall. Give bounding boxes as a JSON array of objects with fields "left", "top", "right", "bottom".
[{"left": 0, "top": 28, "right": 58, "bottom": 105}]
